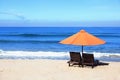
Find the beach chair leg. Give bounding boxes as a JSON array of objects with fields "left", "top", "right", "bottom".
[
  {"left": 92, "top": 65, "right": 94, "bottom": 68},
  {"left": 79, "top": 63, "right": 80, "bottom": 67},
  {"left": 82, "top": 64, "right": 84, "bottom": 68},
  {"left": 69, "top": 63, "right": 70, "bottom": 66}
]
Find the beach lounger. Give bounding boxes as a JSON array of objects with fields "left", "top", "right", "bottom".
[
  {"left": 68, "top": 52, "right": 82, "bottom": 67},
  {"left": 82, "top": 53, "right": 98, "bottom": 68}
]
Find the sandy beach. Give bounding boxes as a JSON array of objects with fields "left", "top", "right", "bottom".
[{"left": 0, "top": 59, "right": 120, "bottom": 80}]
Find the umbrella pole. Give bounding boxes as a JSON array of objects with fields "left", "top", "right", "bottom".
[{"left": 82, "top": 45, "right": 83, "bottom": 55}]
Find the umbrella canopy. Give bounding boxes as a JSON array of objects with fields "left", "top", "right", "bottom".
[{"left": 59, "top": 29, "right": 105, "bottom": 54}]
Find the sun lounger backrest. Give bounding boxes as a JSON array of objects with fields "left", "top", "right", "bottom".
[
  {"left": 82, "top": 53, "right": 94, "bottom": 63},
  {"left": 70, "top": 52, "right": 81, "bottom": 62}
]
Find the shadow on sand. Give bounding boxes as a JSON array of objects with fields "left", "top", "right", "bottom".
[{"left": 98, "top": 61, "right": 109, "bottom": 66}]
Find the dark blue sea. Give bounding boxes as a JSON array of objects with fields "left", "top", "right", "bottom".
[{"left": 0, "top": 27, "right": 120, "bottom": 61}]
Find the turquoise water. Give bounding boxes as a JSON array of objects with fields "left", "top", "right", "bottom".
[{"left": 0, "top": 27, "right": 120, "bottom": 61}]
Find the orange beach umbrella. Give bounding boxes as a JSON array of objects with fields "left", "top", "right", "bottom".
[{"left": 59, "top": 29, "right": 105, "bottom": 54}]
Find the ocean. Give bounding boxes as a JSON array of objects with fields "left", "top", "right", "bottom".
[{"left": 0, "top": 27, "right": 120, "bottom": 61}]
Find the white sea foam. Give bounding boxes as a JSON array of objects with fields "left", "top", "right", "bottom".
[
  {"left": 0, "top": 50, "right": 120, "bottom": 60},
  {"left": 0, "top": 50, "right": 69, "bottom": 59}
]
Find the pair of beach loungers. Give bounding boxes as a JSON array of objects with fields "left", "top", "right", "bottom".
[{"left": 68, "top": 52, "right": 99, "bottom": 68}]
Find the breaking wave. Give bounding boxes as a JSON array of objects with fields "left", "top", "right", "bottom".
[{"left": 0, "top": 50, "right": 120, "bottom": 61}]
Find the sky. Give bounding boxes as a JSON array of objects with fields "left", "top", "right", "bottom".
[{"left": 0, "top": 0, "right": 120, "bottom": 27}]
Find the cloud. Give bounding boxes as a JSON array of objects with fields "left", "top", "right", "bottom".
[{"left": 0, "top": 11, "right": 27, "bottom": 20}]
